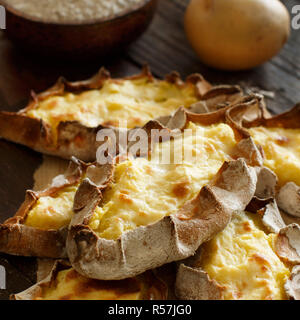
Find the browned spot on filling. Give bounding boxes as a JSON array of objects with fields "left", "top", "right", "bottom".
[
  {"left": 145, "top": 165, "right": 153, "bottom": 175},
  {"left": 172, "top": 182, "right": 190, "bottom": 198},
  {"left": 138, "top": 211, "right": 148, "bottom": 217},
  {"left": 261, "top": 265, "right": 268, "bottom": 273},
  {"left": 102, "top": 121, "right": 119, "bottom": 127},
  {"left": 275, "top": 136, "right": 290, "bottom": 145},
  {"left": 257, "top": 280, "right": 273, "bottom": 300},
  {"left": 50, "top": 100, "right": 59, "bottom": 108},
  {"left": 243, "top": 221, "right": 252, "bottom": 232},
  {"left": 73, "top": 278, "right": 141, "bottom": 299},
  {"left": 131, "top": 117, "right": 143, "bottom": 125},
  {"left": 43, "top": 206, "right": 60, "bottom": 216},
  {"left": 204, "top": 143, "right": 215, "bottom": 153},
  {"left": 249, "top": 254, "right": 270, "bottom": 271},
  {"left": 65, "top": 269, "right": 80, "bottom": 282},
  {"left": 52, "top": 113, "right": 75, "bottom": 122},
  {"left": 119, "top": 192, "right": 133, "bottom": 204}
]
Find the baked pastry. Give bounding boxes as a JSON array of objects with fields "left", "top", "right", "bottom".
[
  {"left": 0, "top": 96, "right": 254, "bottom": 260},
  {"left": 3, "top": 65, "right": 299, "bottom": 300},
  {"left": 175, "top": 209, "right": 300, "bottom": 300},
  {"left": 0, "top": 66, "right": 242, "bottom": 161},
  {"left": 228, "top": 101, "right": 300, "bottom": 221},
  {"left": 0, "top": 158, "right": 101, "bottom": 258},
  {"left": 11, "top": 260, "right": 168, "bottom": 300},
  {"left": 66, "top": 99, "right": 262, "bottom": 280},
  {"left": 175, "top": 102, "right": 300, "bottom": 300}
]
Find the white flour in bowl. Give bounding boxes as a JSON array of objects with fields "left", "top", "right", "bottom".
[{"left": 5, "top": 0, "right": 146, "bottom": 23}]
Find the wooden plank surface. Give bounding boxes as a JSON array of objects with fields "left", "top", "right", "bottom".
[
  {"left": 128, "top": 0, "right": 300, "bottom": 114},
  {"left": 0, "top": 0, "right": 299, "bottom": 299}
]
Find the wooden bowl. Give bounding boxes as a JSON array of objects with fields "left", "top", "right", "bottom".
[{"left": 1, "top": 0, "right": 157, "bottom": 60}]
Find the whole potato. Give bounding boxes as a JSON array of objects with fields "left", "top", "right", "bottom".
[{"left": 184, "top": 0, "right": 290, "bottom": 70}]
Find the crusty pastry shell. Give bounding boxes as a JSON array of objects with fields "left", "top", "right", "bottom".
[
  {"left": 175, "top": 263, "right": 223, "bottom": 300},
  {"left": 226, "top": 99, "right": 300, "bottom": 143},
  {"left": 66, "top": 102, "right": 264, "bottom": 280},
  {"left": 242, "top": 102, "right": 300, "bottom": 130},
  {"left": 0, "top": 92, "right": 250, "bottom": 260},
  {"left": 67, "top": 159, "right": 257, "bottom": 281},
  {"left": 175, "top": 161, "right": 285, "bottom": 300},
  {"left": 176, "top": 156, "right": 300, "bottom": 301},
  {"left": 176, "top": 195, "right": 300, "bottom": 300},
  {"left": 0, "top": 66, "right": 244, "bottom": 161},
  {"left": 11, "top": 260, "right": 168, "bottom": 300},
  {"left": 0, "top": 156, "right": 118, "bottom": 259},
  {"left": 0, "top": 158, "right": 86, "bottom": 258},
  {"left": 277, "top": 183, "right": 300, "bottom": 218},
  {"left": 228, "top": 100, "right": 300, "bottom": 221},
  {"left": 285, "top": 265, "right": 300, "bottom": 300},
  {"left": 274, "top": 224, "right": 300, "bottom": 265}
]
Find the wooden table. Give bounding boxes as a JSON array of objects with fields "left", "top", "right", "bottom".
[{"left": 0, "top": 0, "right": 299, "bottom": 299}]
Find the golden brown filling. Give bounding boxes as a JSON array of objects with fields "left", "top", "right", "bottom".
[
  {"left": 35, "top": 268, "right": 142, "bottom": 300},
  {"left": 249, "top": 127, "right": 300, "bottom": 186},
  {"left": 89, "top": 122, "right": 237, "bottom": 239},
  {"left": 25, "top": 185, "right": 78, "bottom": 230},
  {"left": 200, "top": 211, "right": 290, "bottom": 300},
  {"left": 27, "top": 78, "right": 198, "bottom": 137}
]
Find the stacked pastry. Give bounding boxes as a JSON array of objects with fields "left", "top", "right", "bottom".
[{"left": 0, "top": 67, "right": 299, "bottom": 300}]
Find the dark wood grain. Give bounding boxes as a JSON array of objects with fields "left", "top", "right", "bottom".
[
  {"left": 127, "top": 0, "right": 300, "bottom": 114},
  {"left": 0, "top": 0, "right": 299, "bottom": 299},
  {"left": 0, "top": 32, "right": 141, "bottom": 111},
  {"left": 0, "top": 255, "right": 35, "bottom": 300}
]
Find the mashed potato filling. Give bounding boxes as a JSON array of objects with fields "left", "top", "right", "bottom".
[
  {"left": 89, "top": 122, "right": 237, "bottom": 240},
  {"left": 27, "top": 78, "right": 198, "bottom": 133},
  {"left": 36, "top": 268, "right": 142, "bottom": 300},
  {"left": 24, "top": 122, "right": 237, "bottom": 233},
  {"left": 200, "top": 211, "right": 290, "bottom": 300},
  {"left": 249, "top": 127, "right": 300, "bottom": 186},
  {"left": 25, "top": 185, "right": 78, "bottom": 230}
]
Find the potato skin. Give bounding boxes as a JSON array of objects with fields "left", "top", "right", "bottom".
[{"left": 184, "top": 0, "right": 290, "bottom": 70}]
